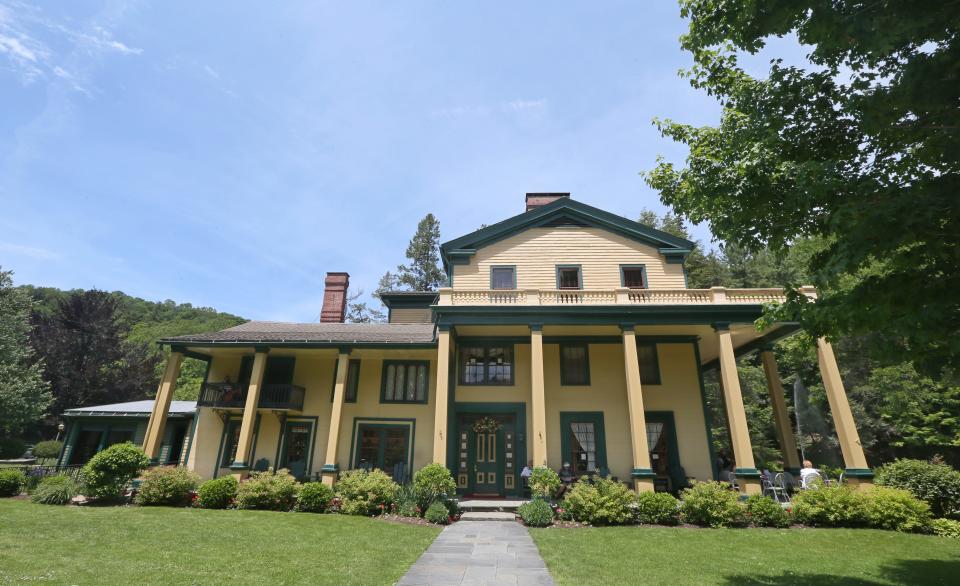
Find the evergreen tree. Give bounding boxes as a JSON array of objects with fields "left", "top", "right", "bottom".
[
  {"left": 0, "top": 269, "right": 52, "bottom": 435},
  {"left": 379, "top": 213, "right": 445, "bottom": 292},
  {"left": 344, "top": 289, "right": 386, "bottom": 324}
]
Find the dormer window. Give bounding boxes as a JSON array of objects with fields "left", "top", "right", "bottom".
[
  {"left": 556, "top": 266, "right": 582, "bottom": 289},
  {"left": 621, "top": 265, "right": 647, "bottom": 289}
]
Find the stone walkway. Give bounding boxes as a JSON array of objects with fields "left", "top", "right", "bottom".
[{"left": 396, "top": 521, "right": 555, "bottom": 586}]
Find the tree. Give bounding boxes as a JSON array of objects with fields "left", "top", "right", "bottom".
[
  {"left": 0, "top": 269, "right": 52, "bottom": 435},
  {"left": 378, "top": 213, "right": 445, "bottom": 293},
  {"left": 344, "top": 289, "right": 386, "bottom": 324},
  {"left": 645, "top": 2, "right": 960, "bottom": 372},
  {"left": 30, "top": 290, "right": 159, "bottom": 417}
]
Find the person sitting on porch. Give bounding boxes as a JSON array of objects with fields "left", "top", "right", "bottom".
[
  {"left": 520, "top": 462, "right": 533, "bottom": 496},
  {"left": 557, "top": 462, "right": 575, "bottom": 497},
  {"left": 222, "top": 376, "right": 235, "bottom": 402},
  {"left": 800, "top": 460, "right": 824, "bottom": 489}
]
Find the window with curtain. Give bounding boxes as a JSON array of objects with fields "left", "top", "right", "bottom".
[
  {"left": 490, "top": 267, "right": 515, "bottom": 290},
  {"left": 381, "top": 361, "right": 429, "bottom": 403},
  {"left": 458, "top": 345, "right": 514, "bottom": 385},
  {"left": 560, "top": 343, "right": 590, "bottom": 385},
  {"left": 637, "top": 343, "right": 661, "bottom": 385},
  {"left": 221, "top": 421, "right": 242, "bottom": 467},
  {"left": 568, "top": 422, "right": 597, "bottom": 475}
]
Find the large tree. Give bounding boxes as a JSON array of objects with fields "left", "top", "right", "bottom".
[
  {"left": 0, "top": 269, "right": 52, "bottom": 435},
  {"left": 377, "top": 213, "right": 445, "bottom": 293},
  {"left": 646, "top": 1, "right": 960, "bottom": 372}
]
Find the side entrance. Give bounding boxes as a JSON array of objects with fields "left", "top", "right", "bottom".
[{"left": 450, "top": 403, "right": 526, "bottom": 498}]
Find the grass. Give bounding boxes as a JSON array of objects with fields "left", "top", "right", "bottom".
[
  {"left": 531, "top": 525, "right": 960, "bottom": 585},
  {"left": 0, "top": 499, "right": 440, "bottom": 585}
]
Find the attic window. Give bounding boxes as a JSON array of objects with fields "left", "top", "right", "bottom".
[
  {"left": 557, "top": 266, "right": 582, "bottom": 289},
  {"left": 621, "top": 266, "right": 646, "bottom": 289}
]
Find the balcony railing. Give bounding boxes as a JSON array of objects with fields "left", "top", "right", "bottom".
[
  {"left": 437, "top": 286, "right": 814, "bottom": 306},
  {"left": 197, "top": 382, "right": 305, "bottom": 411}
]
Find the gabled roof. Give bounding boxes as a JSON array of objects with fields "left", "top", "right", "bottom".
[{"left": 440, "top": 197, "right": 695, "bottom": 268}]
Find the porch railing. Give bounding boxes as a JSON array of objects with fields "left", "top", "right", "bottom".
[
  {"left": 197, "top": 383, "right": 306, "bottom": 411},
  {"left": 437, "top": 286, "right": 814, "bottom": 306}
]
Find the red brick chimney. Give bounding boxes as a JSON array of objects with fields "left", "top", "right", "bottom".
[
  {"left": 320, "top": 272, "right": 350, "bottom": 323},
  {"left": 525, "top": 192, "right": 570, "bottom": 211}
]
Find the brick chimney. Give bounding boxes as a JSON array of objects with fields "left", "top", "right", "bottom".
[
  {"left": 525, "top": 192, "right": 570, "bottom": 211},
  {"left": 320, "top": 272, "right": 350, "bottom": 323}
]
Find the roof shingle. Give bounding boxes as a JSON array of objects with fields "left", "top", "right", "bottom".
[{"left": 162, "top": 321, "right": 437, "bottom": 345}]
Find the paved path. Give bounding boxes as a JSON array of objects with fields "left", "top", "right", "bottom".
[{"left": 397, "top": 521, "right": 555, "bottom": 586}]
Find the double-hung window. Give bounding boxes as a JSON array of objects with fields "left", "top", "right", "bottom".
[
  {"left": 637, "top": 343, "right": 661, "bottom": 385},
  {"left": 331, "top": 359, "right": 361, "bottom": 402},
  {"left": 620, "top": 265, "right": 647, "bottom": 289},
  {"left": 490, "top": 266, "right": 516, "bottom": 290},
  {"left": 381, "top": 361, "right": 430, "bottom": 403},
  {"left": 559, "top": 343, "right": 590, "bottom": 385},
  {"left": 459, "top": 345, "right": 514, "bottom": 385},
  {"left": 556, "top": 266, "right": 582, "bottom": 289}
]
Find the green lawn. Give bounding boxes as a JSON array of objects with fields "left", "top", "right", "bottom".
[
  {"left": 531, "top": 525, "right": 960, "bottom": 585},
  {"left": 0, "top": 500, "right": 440, "bottom": 585}
]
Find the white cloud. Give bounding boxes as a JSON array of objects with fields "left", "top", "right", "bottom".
[
  {"left": 0, "top": 240, "right": 62, "bottom": 260},
  {"left": 432, "top": 98, "right": 547, "bottom": 118},
  {"left": 501, "top": 98, "right": 546, "bottom": 112}
]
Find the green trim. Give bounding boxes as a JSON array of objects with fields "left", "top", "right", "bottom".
[
  {"left": 160, "top": 341, "right": 438, "bottom": 350},
  {"left": 457, "top": 342, "right": 516, "bottom": 386},
  {"left": 275, "top": 416, "right": 319, "bottom": 479},
  {"left": 214, "top": 414, "right": 261, "bottom": 478},
  {"left": 646, "top": 411, "right": 686, "bottom": 491},
  {"left": 434, "top": 304, "right": 768, "bottom": 326},
  {"left": 631, "top": 468, "right": 657, "bottom": 478},
  {"left": 735, "top": 467, "right": 762, "bottom": 478},
  {"left": 321, "top": 464, "right": 338, "bottom": 473},
  {"left": 619, "top": 264, "right": 648, "bottom": 289},
  {"left": 693, "top": 341, "right": 719, "bottom": 481},
  {"left": 843, "top": 468, "right": 875, "bottom": 478},
  {"left": 440, "top": 198, "right": 694, "bottom": 270},
  {"left": 379, "top": 292, "right": 438, "bottom": 309},
  {"left": 560, "top": 412, "right": 607, "bottom": 474},
  {"left": 348, "top": 418, "right": 416, "bottom": 479},
  {"left": 555, "top": 264, "right": 583, "bottom": 289},
  {"left": 559, "top": 342, "right": 591, "bottom": 386},
  {"left": 380, "top": 360, "right": 431, "bottom": 404},
  {"left": 181, "top": 411, "right": 200, "bottom": 468},
  {"left": 489, "top": 265, "right": 517, "bottom": 290},
  {"left": 457, "top": 336, "right": 529, "bottom": 345}
]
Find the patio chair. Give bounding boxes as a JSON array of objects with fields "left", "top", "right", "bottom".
[
  {"left": 764, "top": 473, "right": 791, "bottom": 504},
  {"left": 800, "top": 470, "right": 825, "bottom": 490},
  {"left": 727, "top": 471, "right": 739, "bottom": 491}
]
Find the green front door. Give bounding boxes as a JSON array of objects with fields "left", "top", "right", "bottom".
[
  {"left": 280, "top": 421, "right": 313, "bottom": 479},
  {"left": 471, "top": 428, "right": 501, "bottom": 494}
]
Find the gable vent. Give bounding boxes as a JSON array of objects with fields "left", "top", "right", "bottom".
[{"left": 541, "top": 216, "right": 589, "bottom": 227}]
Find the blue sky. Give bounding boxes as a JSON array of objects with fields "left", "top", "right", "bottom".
[{"left": 0, "top": 1, "right": 794, "bottom": 321}]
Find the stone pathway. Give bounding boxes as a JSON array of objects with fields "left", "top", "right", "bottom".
[{"left": 397, "top": 521, "right": 555, "bottom": 586}]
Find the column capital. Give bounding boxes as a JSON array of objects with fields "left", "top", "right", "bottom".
[
  {"left": 253, "top": 345, "right": 271, "bottom": 354},
  {"left": 529, "top": 323, "right": 543, "bottom": 332},
  {"left": 711, "top": 321, "right": 731, "bottom": 332},
  {"left": 437, "top": 323, "right": 453, "bottom": 332},
  {"left": 619, "top": 323, "right": 636, "bottom": 333}
]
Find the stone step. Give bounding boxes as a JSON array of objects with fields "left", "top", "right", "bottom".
[
  {"left": 458, "top": 499, "right": 528, "bottom": 512},
  {"left": 459, "top": 511, "right": 517, "bottom": 522}
]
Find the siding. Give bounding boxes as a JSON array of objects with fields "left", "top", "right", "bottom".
[
  {"left": 452, "top": 227, "right": 686, "bottom": 289},
  {"left": 390, "top": 308, "right": 433, "bottom": 324}
]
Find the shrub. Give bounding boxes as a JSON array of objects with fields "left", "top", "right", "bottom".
[
  {"left": 135, "top": 466, "right": 200, "bottom": 506},
  {"left": 235, "top": 469, "right": 299, "bottom": 511},
  {"left": 792, "top": 485, "right": 868, "bottom": 527},
  {"left": 679, "top": 481, "right": 746, "bottom": 528},
  {"left": 563, "top": 476, "right": 635, "bottom": 525},
  {"left": 296, "top": 482, "right": 334, "bottom": 513},
  {"left": 31, "top": 440, "right": 63, "bottom": 461},
  {"left": 875, "top": 458, "right": 960, "bottom": 519},
  {"left": 0, "top": 469, "right": 26, "bottom": 497},
  {"left": 30, "top": 475, "right": 79, "bottom": 505},
  {"left": 335, "top": 469, "right": 399, "bottom": 516},
  {"left": 0, "top": 437, "right": 27, "bottom": 459},
  {"left": 864, "top": 487, "right": 932, "bottom": 533},
  {"left": 81, "top": 442, "right": 150, "bottom": 500},
  {"left": 196, "top": 476, "right": 238, "bottom": 509},
  {"left": 424, "top": 500, "right": 450, "bottom": 524},
  {"left": 634, "top": 491, "right": 680, "bottom": 526},
  {"left": 518, "top": 499, "right": 554, "bottom": 527},
  {"left": 931, "top": 518, "right": 960, "bottom": 539},
  {"left": 529, "top": 467, "right": 561, "bottom": 500},
  {"left": 394, "top": 483, "right": 419, "bottom": 517},
  {"left": 744, "top": 494, "right": 791, "bottom": 528},
  {"left": 413, "top": 463, "right": 457, "bottom": 511}
]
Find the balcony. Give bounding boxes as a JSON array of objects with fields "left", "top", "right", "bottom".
[
  {"left": 197, "top": 383, "right": 306, "bottom": 411},
  {"left": 436, "top": 286, "right": 812, "bottom": 306}
]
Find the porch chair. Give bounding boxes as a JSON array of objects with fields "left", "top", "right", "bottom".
[
  {"left": 764, "top": 473, "right": 791, "bottom": 504},
  {"left": 727, "top": 471, "right": 739, "bottom": 491}
]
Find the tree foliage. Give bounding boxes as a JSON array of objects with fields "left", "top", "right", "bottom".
[
  {"left": 645, "top": 1, "right": 960, "bottom": 372},
  {"left": 0, "top": 269, "right": 52, "bottom": 435},
  {"left": 377, "top": 213, "right": 445, "bottom": 294}
]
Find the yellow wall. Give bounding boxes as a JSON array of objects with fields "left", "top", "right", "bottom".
[
  {"left": 451, "top": 227, "right": 686, "bottom": 289},
  {"left": 187, "top": 339, "right": 712, "bottom": 484}
]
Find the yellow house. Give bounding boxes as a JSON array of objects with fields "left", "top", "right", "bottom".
[{"left": 144, "top": 194, "right": 872, "bottom": 496}]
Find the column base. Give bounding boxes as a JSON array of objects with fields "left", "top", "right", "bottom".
[
  {"left": 631, "top": 469, "right": 656, "bottom": 493},
  {"left": 320, "top": 465, "right": 338, "bottom": 487},
  {"left": 734, "top": 468, "right": 762, "bottom": 495},
  {"left": 844, "top": 468, "right": 874, "bottom": 490}
]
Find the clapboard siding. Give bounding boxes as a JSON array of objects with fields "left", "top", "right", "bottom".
[
  {"left": 390, "top": 308, "right": 433, "bottom": 324},
  {"left": 452, "top": 227, "right": 686, "bottom": 289}
]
